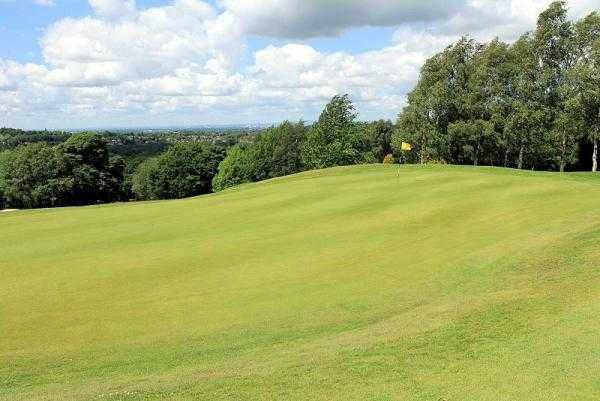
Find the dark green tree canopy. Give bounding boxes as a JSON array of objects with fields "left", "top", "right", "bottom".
[
  {"left": 0, "top": 143, "right": 73, "bottom": 209},
  {"left": 132, "top": 142, "right": 223, "bottom": 200}
]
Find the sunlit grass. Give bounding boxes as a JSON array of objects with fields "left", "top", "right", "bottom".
[{"left": 2, "top": 164, "right": 600, "bottom": 400}]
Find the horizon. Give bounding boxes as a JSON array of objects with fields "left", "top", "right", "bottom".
[{"left": 1, "top": 0, "right": 599, "bottom": 130}]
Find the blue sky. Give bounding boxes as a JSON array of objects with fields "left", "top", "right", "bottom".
[{"left": 0, "top": 0, "right": 597, "bottom": 130}]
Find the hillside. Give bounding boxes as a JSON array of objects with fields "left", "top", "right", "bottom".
[{"left": 2, "top": 165, "right": 600, "bottom": 401}]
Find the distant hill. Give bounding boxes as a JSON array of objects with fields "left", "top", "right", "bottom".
[{"left": 2, "top": 165, "right": 600, "bottom": 401}]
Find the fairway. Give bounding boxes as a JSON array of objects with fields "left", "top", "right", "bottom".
[{"left": 2, "top": 164, "right": 600, "bottom": 401}]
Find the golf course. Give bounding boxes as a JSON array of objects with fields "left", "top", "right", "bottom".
[{"left": 2, "top": 164, "right": 600, "bottom": 401}]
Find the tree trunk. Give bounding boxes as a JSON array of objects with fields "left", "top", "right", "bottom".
[
  {"left": 560, "top": 133, "right": 566, "bottom": 173},
  {"left": 420, "top": 130, "right": 427, "bottom": 165},
  {"left": 503, "top": 146, "right": 509, "bottom": 167},
  {"left": 517, "top": 144, "right": 525, "bottom": 170},
  {"left": 593, "top": 138, "right": 598, "bottom": 173},
  {"left": 473, "top": 142, "right": 479, "bottom": 166}
]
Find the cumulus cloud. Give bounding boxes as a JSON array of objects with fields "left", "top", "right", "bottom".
[
  {"left": 88, "top": 0, "right": 136, "bottom": 18},
  {"left": 432, "top": 0, "right": 600, "bottom": 43},
  {"left": 242, "top": 41, "right": 425, "bottom": 115},
  {"left": 222, "top": 0, "right": 468, "bottom": 38},
  {"left": 39, "top": 0, "right": 242, "bottom": 88},
  {"left": 1, "top": 0, "right": 599, "bottom": 128}
]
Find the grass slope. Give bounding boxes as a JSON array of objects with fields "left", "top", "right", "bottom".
[{"left": 2, "top": 165, "right": 600, "bottom": 401}]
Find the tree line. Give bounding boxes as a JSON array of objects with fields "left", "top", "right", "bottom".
[
  {"left": 398, "top": 2, "right": 600, "bottom": 172},
  {"left": 1, "top": 2, "right": 598, "bottom": 210},
  {"left": 0, "top": 97, "right": 394, "bottom": 209}
]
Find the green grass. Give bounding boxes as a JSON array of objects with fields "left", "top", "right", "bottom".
[{"left": 2, "top": 164, "right": 600, "bottom": 401}]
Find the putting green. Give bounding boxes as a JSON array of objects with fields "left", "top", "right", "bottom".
[{"left": 2, "top": 165, "right": 600, "bottom": 401}]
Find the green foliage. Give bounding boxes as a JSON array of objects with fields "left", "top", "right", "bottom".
[
  {"left": 60, "top": 133, "right": 125, "bottom": 205},
  {"left": 398, "top": 2, "right": 600, "bottom": 171},
  {"left": 448, "top": 119, "right": 495, "bottom": 165},
  {"left": 302, "top": 95, "right": 369, "bottom": 169},
  {"left": 534, "top": 1, "right": 575, "bottom": 110},
  {"left": 211, "top": 145, "right": 253, "bottom": 192},
  {"left": 399, "top": 38, "right": 481, "bottom": 164},
  {"left": 132, "top": 142, "right": 223, "bottom": 200},
  {"left": 130, "top": 157, "right": 160, "bottom": 200},
  {"left": 365, "top": 120, "right": 394, "bottom": 162},
  {"left": 0, "top": 143, "right": 73, "bottom": 209},
  {"left": 0, "top": 151, "right": 8, "bottom": 209},
  {"left": 212, "top": 121, "right": 308, "bottom": 192},
  {"left": 251, "top": 121, "right": 308, "bottom": 180},
  {"left": 0, "top": 133, "right": 127, "bottom": 209},
  {"left": 573, "top": 12, "right": 600, "bottom": 169},
  {"left": 61, "top": 133, "right": 109, "bottom": 169},
  {"left": 0, "top": 128, "right": 70, "bottom": 151},
  {"left": 382, "top": 154, "right": 395, "bottom": 164},
  {"left": 552, "top": 96, "right": 584, "bottom": 171}
]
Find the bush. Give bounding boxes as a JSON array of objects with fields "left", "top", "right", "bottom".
[{"left": 382, "top": 154, "right": 395, "bottom": 164}]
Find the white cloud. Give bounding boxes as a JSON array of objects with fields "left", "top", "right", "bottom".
[
  {"left": 39, "top": 0, "right": 243, "bottom": 88},
  {"left": 236, "top": 36, "right": 435, "bottom": 120},
  {"left": 1, "top": 0, "right": 600, "bottom": 129},
  {"left": 88, "top": 0, "right": 136, "bottom": 19},
  {"left": 221, "top": 0, "right": 468, "bottom": 38}
]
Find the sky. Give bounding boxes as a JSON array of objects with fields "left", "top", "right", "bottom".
[{"left": 0, "top": 0, "right": 599, "bottom": 130}]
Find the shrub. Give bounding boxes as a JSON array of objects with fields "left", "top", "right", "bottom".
[{"left": 382, "top": 154, "right": 395, "bottom": 164}]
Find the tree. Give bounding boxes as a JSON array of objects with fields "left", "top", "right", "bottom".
[
  {"left": 469, "top": 39, "right": 516, "bottom": 165},
  {"left": 61, "top": 133, "right": 109, "bottom": 169},
  {"left": 0, "top": 143, "right": 73, "bottom": 209},
  {"left": 211, "top": 145, "right": 253, "bottom": 192},
  {"left": 212, "top": 121, "right": 308, "bottom": 192},
  {"left": 399, "top": 38, "right": 481, "bottom": 164},
  {"left": 130, "top": 157, "right": 160, "bottom": 200},
  {"left": 366, "top": 120, "right": 394, "bottom": 162},
  {"left": 448, "top": 120, "right": 495, "bottom": 166},
  {"left": 398, "top": 89, "right": 435, "bottom": 164},
  {"left": 573, "top": 12, "right": 600, "bottom": 171},
  {"left": 534, "top": 1, "right": 577, "bottom": 170},
  {"left": 505, "top": 101, "right": 548, "bottom": 169},
  {"left": 503, "top": 34, "right": 553, "bottom": 170},
  {"left": 552, "top": 95, "right": 583, "bottom": 172},
  {"left": 132, "top": 142, "right": 223, "bottom": 200},
  {"left": 60, "top": 132, "right": 124, "bottom": 204},
  {"left": 302, "top": 95, "right": 367, "bottom": 169},
  {"left": 249, "top": 121, "right": 307, "bottom": 180}
]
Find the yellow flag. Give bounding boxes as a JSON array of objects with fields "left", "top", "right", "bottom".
[{"left": 401, "top": 142, "right": 413, "bottom": 151}]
